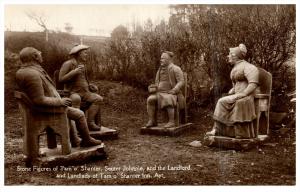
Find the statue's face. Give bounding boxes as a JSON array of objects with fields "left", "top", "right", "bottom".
[
  {"left": 227, "top": 51, "right": 238, "bottom": 65},
  {"left": 34, "top": 51, "right": 43, "bottom": 64},
  {"left": 78, "top": 49, "right": 88, "bottom": 62},
  {"left": 160, "top": 53, "right": 170, "bottom": 66}
]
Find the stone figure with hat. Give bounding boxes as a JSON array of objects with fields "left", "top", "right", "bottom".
[
  {"left": 145, "top": 51, "right": 185, "bottom": 128},
  {"left": 16, "top": 47, "right": 103, "bottom": 147},
  {"left": 59, "top": 44, "right": 103, "bottom": 131}
]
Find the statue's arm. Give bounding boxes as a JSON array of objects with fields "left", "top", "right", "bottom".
[
  {"left": 154, "top": 70, "right": 159, "bottom": 86},
  {"left": 17, "top": 71, "right": 63, "bottom": 106},
  {"left": 235, "top": 65, "right": 259, "bottom": 99},
  {"left": 59, "top": 62, "right": 78, "bottom": 83},
  {"left": 240, "top": 83, "right": 258, "bottom": 96},
  {"left": 172, "top": 67, "right": 184, "bottom": 94},
  {"left": 228, "top": 82, "right": 235, "bottom": 95}
]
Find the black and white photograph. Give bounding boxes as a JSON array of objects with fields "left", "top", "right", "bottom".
[{"left": 2, "top": 0, "right": 297, "bottom": 190}]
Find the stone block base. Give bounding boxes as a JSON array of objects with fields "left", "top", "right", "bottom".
[
  {"left": 89, "top": 126, "right": 119, "bottom": 140},
  {"left": 140, "top": 123, "right": 193, "bottom": 136},
  {"left": 203, "top": 135, "right": 269, "bottom": 150},
  {"left": 25, "top": 143, "right": 106, "bottom": 167}
]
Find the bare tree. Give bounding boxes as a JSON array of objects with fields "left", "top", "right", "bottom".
[{"left": 25, "top": 10, "right": 49, "bottom": 41}]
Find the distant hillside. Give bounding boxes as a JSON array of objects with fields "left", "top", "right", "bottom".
[
  {"left": 4, "top": 31, "right": 109, "bottom": 53},
  {"left": 79, "top": 34, "right": 109, "bottom": 44}
]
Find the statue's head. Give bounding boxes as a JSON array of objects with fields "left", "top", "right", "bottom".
[
  {"left": 69, "top": 44, "right": 90, "bottom": 62},
  {"left": 228, "top": 44, "right": 247, "bottom": 65},
  {"left": 19, "top": 47, "right": 43, "bottom": 64},
  {"left": 160, "top": 51, "right": 174, "bottom": 66}
]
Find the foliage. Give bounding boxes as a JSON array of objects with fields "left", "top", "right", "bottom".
[
  {"left": 4, "top": 5, "right": 296, "bottom": 112},
  {"left": 169, "top": 4, "right": 296, "bottom": 102},
  {"left": 95, "top": 5, "right": 295, "bottom": 108},
  {"left": 4, "top": 31, "right": 79, "bottom": 77}
]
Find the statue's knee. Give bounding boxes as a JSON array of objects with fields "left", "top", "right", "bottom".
[
  {"left": 71, "top": 107, "right": 85, "bottom": 119},
  {"left": 217, "top": 97, "right": 227, "bottom": 105},
  {"left": 70, "top": 94, "right": 81, "bottom": 108},
  {"left": 147, "top": 95, "right": 157, "bottom": 105},
  {"left": 93, "top": 94, "right": 103, "bottom": 104}
]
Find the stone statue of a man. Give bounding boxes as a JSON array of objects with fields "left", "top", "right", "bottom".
[
  {"left": 59, "top": 45, "right": 103, "bottom": 131},
  {"left": 146, "top": 51, "right": 185, "bottom": 128}
]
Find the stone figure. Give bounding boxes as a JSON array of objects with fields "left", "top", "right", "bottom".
[
  {"left": 206, "top": 44, "right": 260, "bottom": 139},
  {"left": 59, "top": 45, "right": 103, "bottom": 131},
  {"left": 16, "top": 47, "right": 103, "bottom": 147},
  {"left": 145, "top": 51, "right": 185, "bottom": 128}
]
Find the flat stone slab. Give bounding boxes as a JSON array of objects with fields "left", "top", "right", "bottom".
[
  {"left": 189, "top": 140, "right": 202, "bottom": 147},
  {"left": 89, "top": 126, "right": 119, "bottom": 140},
  {"left": 140, "top": 123, "right": 193, "bottom": 136},
  {"left": 203, "top": 135, "right": 269, "bottom": 150},
  {"left": 28, "top": 143, "right": 106, "bottom": 166}
]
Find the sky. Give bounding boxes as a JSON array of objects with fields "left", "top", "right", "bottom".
[{"left": 4, "top": 4, "right": 170, "bottom": 36}]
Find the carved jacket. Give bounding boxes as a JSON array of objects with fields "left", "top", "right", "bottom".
[
  {"left": 16, "top": 64, "right": 62, "bottom": 106},
  {"left": 155, "top": 63, "right": 185, "bottom": 109},
  {"left": 59, "top": 58, "right": 89, "bottom": 93}
]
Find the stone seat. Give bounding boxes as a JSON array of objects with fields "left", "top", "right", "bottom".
[
  {"left": 15, "top": 91, "right": 71, "bottom": 166},
  {"left": 35, "top": 143, "right": 106, "bottom": 167},
  {"left": 203, "top": 135, "right": 268, "bottom": 150},
  {"left": 140, "top": 123, "right": 193, "bottom": 136}
]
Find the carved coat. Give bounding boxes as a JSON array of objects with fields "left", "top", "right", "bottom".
[
  {"left": 16, "top": 64, "right": 83, "bottom": 120},
  {"left": 154, "top": 63, "right": 185, "bottom": 109},
  {"left": 16, "top": 64, "right": 62, "bottom": 106},
  {"left": 59, "top": 58, "right": 100, "bottom": 103}
]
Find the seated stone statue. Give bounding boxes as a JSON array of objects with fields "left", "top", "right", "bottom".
[
  {"left": 59, "top": 44, "right": 103, "bottom": 131},
  {"left": 145, "top": 51, "right": 185, "bottom": 128},
  {"left": 206, "top": 44, "right": 260, "bottom": 139},
  {"left": 16, "top": 47, "right": 102, "bottom": 147}
]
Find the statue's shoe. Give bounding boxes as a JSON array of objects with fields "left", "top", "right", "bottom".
[
  {"left": 80, "top": 137, "right": 102, "bottom": 147},
  {"left": 71, "top": 137, "right": 81, "bottom": 148},
  {"left": 164, "top": 121, "right": 175, "bottom": 128},
  {"left": 145, "top": 120, "right": 157, "bottom": 128},
  {"left": 205, "top": 129, "right": 216, "bottom": 136},
  {"left": 88, "top": 123, "right": 101, "bottom": 131}
]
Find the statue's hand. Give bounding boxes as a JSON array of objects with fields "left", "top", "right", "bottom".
[
  {"left": 89, "top": 84, "right": 99, "bottom": 92},
  {"left": 61, "top": 98, "right": 72, "bottom": 106},
  {"left": 228, "top": 88, "right": 235, "bottom": 95},
  {"left": 235, "top": 93, "right": 247, "bottom": 100},
  {"left": 98, "top": 95, "right": 104, "bottom": 102},
  {"left": 73, "top": 65, "right": 84, "bottom": 74},
  {"left": 168, "top": 89, "right": 176, "bottom": 95},
  {"left": 148, "top": 84, "right": 158, "bottom": 94}
]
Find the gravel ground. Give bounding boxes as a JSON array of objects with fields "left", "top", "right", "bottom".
[{"left": 4, "top": 81, "right": 296, "bottom": 185}]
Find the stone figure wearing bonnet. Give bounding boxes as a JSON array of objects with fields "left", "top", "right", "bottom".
[
  {"left": 145, "top": 51, "right": 185, "bottom": 128},
  {"left": 59, "top": 44, "right": 103, "bottom": 131},
  {"left": 206, "top": 44, "right": 260, "bottom": 139}
]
